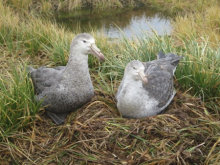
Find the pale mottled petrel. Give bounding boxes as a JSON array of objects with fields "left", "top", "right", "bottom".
[
  {"left": 116, "top": 52, "right": 182, "bottom": 118},
  {"left": 28, "top": 33, "right": 105, "bottom": 124}
]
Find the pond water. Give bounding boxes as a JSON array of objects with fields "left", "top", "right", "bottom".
[{"left": 55, "top": 7, "right": 172, "bottom": 39}]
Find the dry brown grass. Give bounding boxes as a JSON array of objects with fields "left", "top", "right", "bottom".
[
  {"left": 1, "top": 86, "right": 220, "bottom": 164},
  {"left": 6, "top": 0, "right": 140, "bottom": 12},
  {"left": 147, "top": 0, "right": 219, "bottom": 14},
  {"left": 172, "top": 5, "right": 220, "bottom": 48}
]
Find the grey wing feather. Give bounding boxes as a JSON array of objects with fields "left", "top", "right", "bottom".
[
  {"left": 28, "top": 66, "right": 63, "bottom": 94},
  {"left": 157, "top": 51, "right": 166, "bottom": 59},
  {"left": 144, "top": 52, "right": 183, "bottom": 108},
  {"left": 155, "top": 52, "right": 183, "bottom": 66},
  {"left": 115, "top": 77, "right": 125, "bottom": 102},
  {"left": 144, "top": 61, "right": 176, "bottom": 109},
  {"left": 144, "top": 69, "right": 174, "bottom": 108},
  {"left": 165, "top": 53, "right": 183, "bottom": 67}
]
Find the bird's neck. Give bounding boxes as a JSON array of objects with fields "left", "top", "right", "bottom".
[
  {"left": 125, "top": 76, "right": 142, "bottom": 86},
  {"left": 122, "top": 77, "right": 143, "bottom": 92},
  {"left": 63, "top": 51, "right": 89, "bottom": 77}
]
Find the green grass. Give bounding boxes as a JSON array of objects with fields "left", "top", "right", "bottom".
[
  {"left": 0, "top": 0, "right": 220, "bottom": 164},
  {"left": 0, "top": 62, "right": 42, "bottom": 141},
  {"left": 101, "top": 33, "right": 220, "bottom": 101}
]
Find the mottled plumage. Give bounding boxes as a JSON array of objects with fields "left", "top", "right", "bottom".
[
  {"left": 28, "top": 33, "right": 105, "bottom": 124},
  {"left": 116, "top": 52, "right": 182, "bottom": 118}
]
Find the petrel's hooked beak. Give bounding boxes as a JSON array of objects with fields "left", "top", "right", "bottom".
[
  {"left": 90, "top": 43, "right": 105, "bottom": 62},
  {"left": 138, "top": 70, "right": 148, "bottom": 84}
]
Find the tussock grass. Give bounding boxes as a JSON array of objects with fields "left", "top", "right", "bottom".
[
  {"left": 0, "top": 0, "right": 220, "bottom": 164},
  {"left": 6, "top": 0, "right": 220, "bottom": 13},
  {"left": 102, "top": 33, "right": 220, "bottom": 101},
  {"left": 147, "top": 0, "right": 220, "bottom": 49},
  {"left": 6, "top": 0, "right": 143, "bottom": 12},
  {"left": 0, "top": 62, "right": 41, "bottom": 141},
  {"left": 172, "top": 5, "right": 220, "bottom": 48},
  {"left": 147, "top": 0, "right": 219, "bottom": 14}
]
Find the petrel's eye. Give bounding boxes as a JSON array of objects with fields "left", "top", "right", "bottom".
[
  {"left": 133, "top": 67, "right": 136, "bottom": 69},
  {"left": 83, "top": 40, "right": 86, "bottom": 43}
]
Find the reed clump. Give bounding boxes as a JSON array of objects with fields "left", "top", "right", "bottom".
[
  {"left": 172, "top": 5, "right": 220, "bottom": 48},
  {"left": 147, "top": 0, "right": 219, "bottom": 14},
  {"left": 6, "top": 0, "right": 145, "bottom": 12},
  {"left": 0, "top": 62, "right": 42, "bottom": 140}
]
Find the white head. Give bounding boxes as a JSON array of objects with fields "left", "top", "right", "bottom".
[
  {"left": 124, "top": 60, "right": 148, "bottom": 84},
  {"left": 70, "top": 33, "right": 105, "bottom": 61}
]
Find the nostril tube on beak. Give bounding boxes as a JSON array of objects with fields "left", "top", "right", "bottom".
[
  {"left": 143, "top": 76, "right": 148, "bottom": 84},
  {"left": 138, "top": 70, "right": 148, "bottom": 84}
]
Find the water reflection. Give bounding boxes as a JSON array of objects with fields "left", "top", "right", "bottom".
[{"left": 55, "top": 7, "right": 172, "bottom": 38}]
